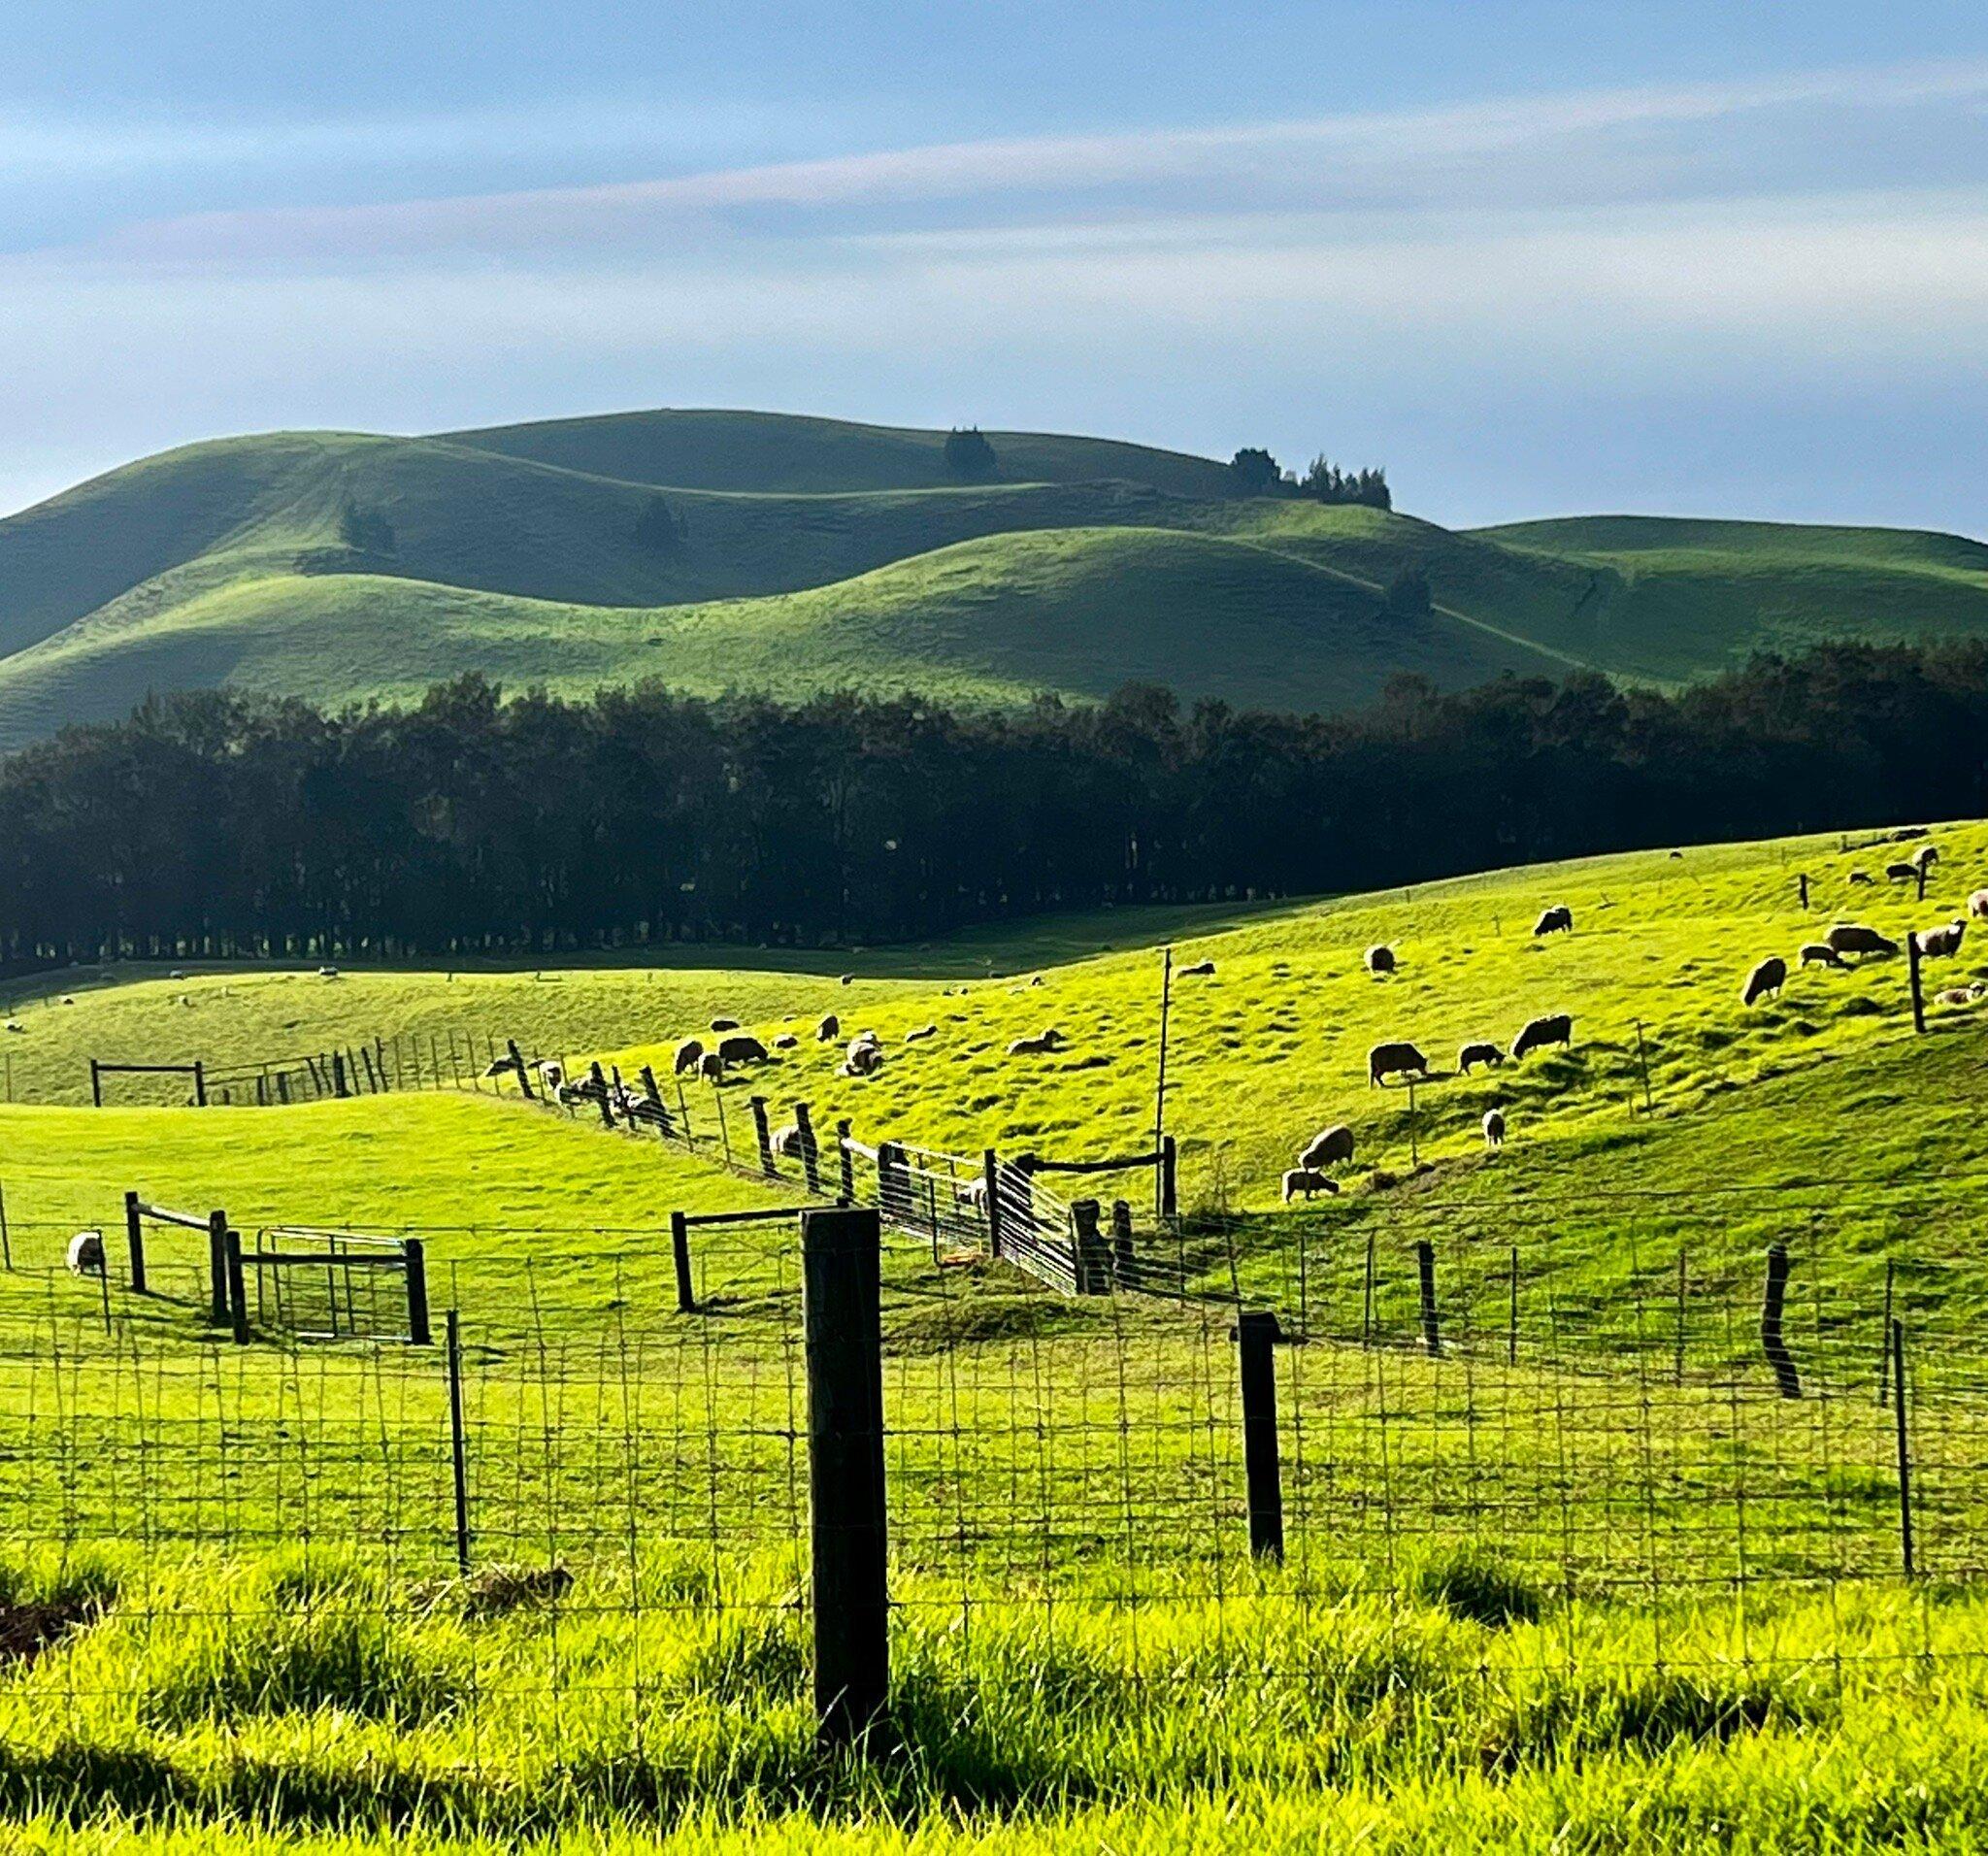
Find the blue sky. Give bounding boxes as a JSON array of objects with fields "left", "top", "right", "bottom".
[{"left": 5, "top": 2, "right": 1987, "bottom": 532}]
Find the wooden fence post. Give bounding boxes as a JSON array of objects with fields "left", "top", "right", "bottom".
[
  {"left": 224, "top": 1228, "right": 249, "bottom": 1344},
  {"left": 90, "top": 1059, "right": 103, "bottom": 1109},
  {"left": 748, "top": 1096, "right": 775, "bottom": 1176},
  {"left": 332, "top": 1051, "right": 348, "bottom": 1099},
  {"left": 1070, "top": 1199, "right": 1108, "bottom": 1294},
  {"left": 1415, "top": 1239, "right": 1441, "bottom": 1356},
  {"left": 193, "top": 1060, "right": 207, "bottom": 1109},
  {"left": 123, "top": 1191, "right": 147, "bottom": 1294},
  {"left": 1760, "top": 1242, "right": 1802, "bottom": 1398},
  {"left": 794, "top": 1103, "right": 822, "bottom": 1196},
  {"left": 982, "top": 1149, "right": 1003, "bottom": 1258},
  {"left": 639, "top": 1065, "right": 669, "bottom": 1139},
  {"left": 1906, "top": 933, "right": 1927, "bottom": 1036},
  {"left": 206, "top": 1209, "right": 230, "bottom": 1324},
  {"left": 1110, "top": 1200, "right": 1135, "bottom": 1283},
  {"left": 1236, "top": 1309, "right": 1284, "bottom": 1563},
  {"left": 802, "top": 1207, "right": 890, "bottom": 1748},
  {"left": 1158, "top": 1135, "right": 1177, "bottom": 1219},
  {"left": 402, "top": 1239, "right": 432, "bottom": 1345},
  {"left": 446, "top": 1309, "right": 472, "bottom": 1574},
  {"left": 509, "top": 1041, "right": 536, "bottom": 1101},
  {"left": 1798, "top": 872, "right": 1809, "bottom": 911},
  {"left": 670, "top": 1211, "right": 695, "bottom": 1313},
  {"left": 835, "top": 1121, "right": 854, "bottom": 1205}
]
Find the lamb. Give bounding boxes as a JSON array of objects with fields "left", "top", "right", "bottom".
[
  {"left": 1281, "top": 1169, "right": 1340, "bottom": 1203},
  {"left": 1740, "top": 956, "right": 1787, "bottom": 1006},
  {"left": 1008, "top": 1028, "right": 1065, "bottom": 1057},
  {"left": 3, "top": 1022, "right": 20, "bottom": 1034},
  {"left": 1365, "top": 945, "right": 1397, "bottom": 975},
  {"left": 1533, "top": 905, "right": 1574, "bottom": 937},
  {"left": 716, "top": 1034, "right": 769, "bottom": 1065},
  {"left": 1800, "top": 943, "right": 1845, "bottom": 969},
  {"left": 816, "top": 1014, "right": 841, "bottom": 1043},
  {"left": 537, "top": 1060, "right": 565, "bottom": 1095},
  {"left": 1299, "top": 1124, "right": 1355, "bottom": 1170},
  {"left": 1936, "top": 984, "right": 1984, "bottom": 1008},
  {"left": 773, "top": 1033, "right": 798, "bottom": 1049},
  {"left": 1971, "top": 890, "right": 1988, "bottom": 921},
  {"left": 673, "top": 1038, "right": 705, "bottom": 1076},
  {"left": 1510, "top": 1013, "right": 1574, "bottom": 1060},
  {"left": 1178, "top": 959, "right": 1216, "bottom": 977},
  {"left": 709, "top": 1017, "right": 740, "bottom": 1033},
  {"left": 1825, "top": 923, "right": 1900, "bottom": 961},
  {"left": 1915, "top": 920, "right": 1968, "bottom": 960},
  {"left": 697, "top": 1051, "right": 724, "bottom": 1082},
  {"left": 1886, "top": 862, "right": 1919, "bottom": 883},
  {"left": 1368, "top": 1041, "right": 1429, "bottom": 1086},
  {"left": 1458, "top": 1041, "right": 1504, "bottom": 1074},
  {"left": 905, "top": 1024, "right": 938, "bottom": 1043},
  {"left": 66, "top": 1231, "right": 105, "bottom": 1277},
  {"left": 840, "top": 1039, "right": 885, "bottom": 1079},
  {"left": 1482, "top": 1109, "right": 1507, "bottom": 1150},
  {"left": 772, "top": 1124, "right": 803, "bottom": 1159}
]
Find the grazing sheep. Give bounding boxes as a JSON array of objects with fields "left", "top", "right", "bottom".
[
  {"left": 709, "top": 1017, "right": 740, "bottom": 1033},
  {"left": 1365, "top": 945, "right": 1396, "bottom": 975},
  {"left": 816, "top": 1014, "right": 840, "bottom": 1043},
  {"left": 3, "top": 1022, "right": 21, "bottom": 1034},
  {"left": 537, "top": 1060, "right": 565, "bottom": 1095},
  {"left": 1741, "top": 956, "right": 1787, "bottom": 1006},
  {"left": 1847, "top": 870, "right": 1873, "bottom": 885},
  {"left": 1915, "top": 920, "right": 1968, "bottom": 960},
  {"left": 1970, "top": 889, "right": 1988, "bottom": 921},
  {"left": 697, "top": 1052, "right": 725, "bottom": 1082},
  {"left": 1368, "top": 1041, "right": 1429, "bottom": 1087},
  {"left": 772, "top": 1124, "right": 803, "bottom": 1159},
  {"left": 839, "top": 975, "right": 855, "bottom": 987},
  {"left": 1913, "top": 843, "right": 1939, "bottom": 870},
  {"left": 905, "top": 1024, "right": 938, "bottom": 1043},
  {"left": 1800, "top": 943, "right": 1845, "bottom": 969},
  {"left": 1482, "top": 1109, "right": 1507, "bottom": 1150},
  {"left": 1458, "top": 1041, "right": 1504, "bottom": 1074},
  {"left": 66, "top": 1231, "right": 105, "bottom": 1277},
  {"left": 1510, "top": 1013, "right": 1574, "bottom": 1061},
  {"left": 1936, "top": 984, "right": 1984, "bottom": 1008},
  {"left": 1533, "top": 905, "right": 1574, "bottom": 937},
  {"left": 317, "top": 967, "right": 339, "bottom": 979},
  {"left": 716, "top": 1034, "right": 769, "bottom": 1065},
  {"left": 1178, "top": 959, "right": 1215, "bottom": 977},
  {"left": 673, "top": 1038, "right": 704, "bottom": 1076},
  {"left": 1008, "top": 1028, "right": 1065, "bottom": 1057},
  {"left": 1299, "top": 1124, "right": 1355, "bottom": 1170},
  {"left": 1669, "top": 849, "right": 1684, "bottom": 859},
  {"left": 1281, "top": 1169, "right": 1340, "bottom": 1203},
  {"left": 169, "top": 969, "right": 185, "bottom": 980},
  {"left": 1030, "top": 977, "right": 1044, "bottom": 988},
  {"left": 773, "top": 1033, "right": 798, "bottom": 1049},
  {"left": 840, "top": 1040, "right": 885, "bottom": 1079},
  {"left": 1886, "top": 862, "right": 1918, "bottom": 883},
  {"left": 1825, "top": 923, "right": 1900, "bottom": 961}
]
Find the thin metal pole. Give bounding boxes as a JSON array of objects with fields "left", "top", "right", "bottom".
[
  {"left": 1891, "top": 1318, "right": 1914, "bottom": 1577},
  {"left": 447, "top": 1309, "right": 472, "bottom": 1574},
  {"left": 1153, "top": 947, "right": 1173, "bottom": 1218}
]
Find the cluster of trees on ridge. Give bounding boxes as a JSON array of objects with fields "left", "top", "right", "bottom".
[
  {"left": 1, "top": 642, "right": 1983, "bottom": 967},
  {"left": 1229, "top": 449, "right": 1391, "bottom": 508}
]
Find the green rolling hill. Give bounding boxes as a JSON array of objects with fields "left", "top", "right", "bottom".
[{"left": 1, "top": 409, "right": 1984, "bottom": 747}]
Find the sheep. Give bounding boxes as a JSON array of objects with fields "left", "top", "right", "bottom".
[
  {"left": 1847, "top": 870, "right": 1873, "bottom": 885},
  {"left": 709, "top": 1017, "right": 740, "bottom": 1033},
  {"left": 772, "top": 1123, "right": 803, "bottom": 1159},
  {"left": 696, "top": 1052, "right": 726, "bottom": 1083},
  {"left": 1825, "top": 923, "right": 1900, "bottom": 961},
  {"left": 1533, "top": 905, "right": 1574, "bottom": 937},
  {"left": 1299, "top": 1124, "right": 1355, "bottom": 1170},
  {"left": 1936, "top": 984, "right": 1984, "bottom": 1008},
  {"left": 537, "top": 1060, "right": 565, "bottom": 1095},
  {"left": 839, "top": 974, "right": 855, "bottom": 987},
  {"left": 905, "top": 1024, "right": 938, "bottom": 1043},
  {"left": 1482, "top": 1109, "right": 1507, "bottom": 1150},
  {"left": 957, "top": 1178, "right": 989, "bottom": 1212},
  {"left": 66, "top": 1231, "right": 105, "bottom": 1277},
  {"left": 317, "top": 966, "right": 339, "bottom": 979},
  {"left": 673, "top": 1038, "right": 705, "bottom": 1076},
  {"left": 716, "top": 1034, "right": 769, "bottom": 1065},
  {"left": 816, "top": 1014, "right": 841, "bottom": 1043},
  {"left": 773, "top": 1033, "right": 798, "bottom": 1049},
  {"left": 840, "top": 1040, "right": 885, "bottom": 1079},
  {"left": 1008, "top": 1028, "right": 1065, "bottom": 1057},
  {"left": 1178, "top": 959, "right": 1215, "bottom": 977},
  {"left": 1740, "top": 955, "right": 1787, "bottom": 1006},
  {"left": 1510, "top": 1013, "right": 1574, "bottom": 1060},
  {"left": 2, "top": 1021, "right": 20, "bottom": 1034},
  {"left": 1458, "top": 1041, "right": 1505, "bottom": 1074},
  {"left": 1368, "top": 1041, "right": 1429, "bottom": 1087},
  {"left": 1281, "top": 1169, "right": 1340, "bottom": 1203},
  {"left": 1915, "top": 920, "right": 1968, "bottom": 960},
  {"left": 169, "top": 969, "right": 185, "bottom": 980},
  {"left": 1886, "top": 862, "right": 1918, "bottom": 883},
  {"left": 1913, "top": 843, "right": 1939, "bottom": 870},
  {"left": 1971, "top": 890, "right": 1988, "bottom": 921},
  {"left": 1365, "top": 945, "right": 1397, "bottom": 975}
]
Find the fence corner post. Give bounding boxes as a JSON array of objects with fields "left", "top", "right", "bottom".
[
  {"left": 402, "top": 1238, "right": 432, "bottom": 1345},
  {"left": 802, "top": 1205, "right": 889, "bottom": 1749},
  {"left": 1236, "top": 1309, "right": 1285, "bottom": 1563}
]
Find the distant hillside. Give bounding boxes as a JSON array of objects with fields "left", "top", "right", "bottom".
[{"left": 1, "top": 407, "right": 1985, "bottom": 747}]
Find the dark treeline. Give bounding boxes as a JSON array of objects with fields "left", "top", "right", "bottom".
[{"left": 3, "top": 643, "right": 1987, "bottom": 965}]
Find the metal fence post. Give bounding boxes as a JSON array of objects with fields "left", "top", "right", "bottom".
[
  {"left": 1892, "top": 1317, "right": 1914, "bottom": 1576},
  {"left": 802, "top": 1206, "right": 889, "bottom": 1748},
  {"left": 446, "top": 1309, "right": 472, "bottom": 1574},
  {"left": 1236, "top": 1309, "right": 1284, "bottom": 1562}
]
